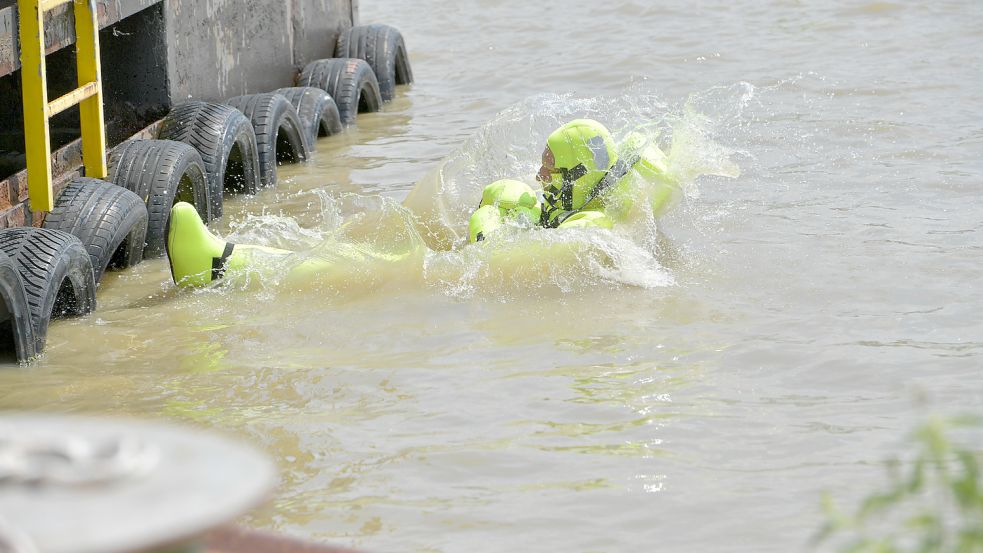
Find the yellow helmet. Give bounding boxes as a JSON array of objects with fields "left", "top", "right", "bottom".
[{"left": 542, "top": 119, "right": 618, "bottom": 218}]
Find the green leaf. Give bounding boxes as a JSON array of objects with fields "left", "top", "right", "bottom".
[
  {"left": 914, "top": 417, "right": 950, "bottom": 460},
  {"left": 858, "top": 489, "right": 905, "bottom": 519},
  {"left": 907, "top": 457, "right": 926, "bottom": 494},
  {"left": 905, "top": 513, "right": 938, "bottom": 530},
  {"left": 817, "top": 413, "right": 983, "bottom": 553}
]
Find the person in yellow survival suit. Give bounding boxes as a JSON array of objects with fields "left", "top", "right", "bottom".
[
  {"left": 466, "top": 118, "right": 681, "bottom": 243},
  {"left": 165, "top": 118, "right": 680, "bottom": 288}
]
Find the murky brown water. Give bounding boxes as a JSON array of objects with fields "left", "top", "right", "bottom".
[{"left": 2, "top": 1, "right": 983, "bottom": 551}]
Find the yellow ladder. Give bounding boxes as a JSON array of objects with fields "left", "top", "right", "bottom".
[{"left": 18, "top": 0, "right": 107, "bottom": 212}]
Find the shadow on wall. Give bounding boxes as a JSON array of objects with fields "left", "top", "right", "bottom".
[{"left": 0, "top": 3, "right": 170, "bottom": 181}]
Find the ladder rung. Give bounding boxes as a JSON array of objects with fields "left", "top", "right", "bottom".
[
  {"left": 47, "top": 81, "right": 99, "bottom": 117},
  {"left": 40, "top": 0, "right": 75, "bottom": 11}
]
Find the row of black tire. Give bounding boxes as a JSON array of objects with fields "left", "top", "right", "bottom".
[{"left": 0, "top": 23, "right": 411, "bottom": 363}]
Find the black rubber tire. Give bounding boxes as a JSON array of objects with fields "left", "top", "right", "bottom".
[
  {"left": 43, "top": 178, "right": 149, "bottom": 283},
  {"left": 0, "top": 249, "right": 37, "bottom": 362},
  {"left": 158, "top": 101, "right": 261, "bottom": 219},
  {"left": 109, "top": 139, "right": 210, "bottom": 258},
  {"left": 335, "top": 24, "right": 413, "bottom": 102},
  {"left": 275, "top": 87, "right": 343, "bottom": 146},
  {"left": 0, "top": 227, "right": 96, "bottom": 355},
  {"left": 297, "top": 58, "right": 382, "bottom": 125},
  {"left": 226, "top": 93, "right": 310, "bottom": 188}
]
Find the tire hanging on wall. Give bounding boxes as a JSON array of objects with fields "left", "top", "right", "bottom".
[
  {"left": 335, "top": 24, "right": 413, "bottom": 102},
  {"left": 42, "top": 178, "right": 148, "bottom": 283},
  {"left": 0, "top": 249, "right": 37, "bottom": 362},
  {"left": 297, "top": 58, "right": 382, "bottom": 126},
  {"left": 0, "top": 227, "right": 96, "bottom": 355},
  {"left": 226, "top": 93, "right": 310, "bottom": 188},
  {"left": 158, "top": 102, "right": 261, "bottom": 220},
  {"left": 108, "top": 139, "right": 210, "bottom": 258},
  {"left": 275, "top": 87, "right": 343, "bottom": 146}
]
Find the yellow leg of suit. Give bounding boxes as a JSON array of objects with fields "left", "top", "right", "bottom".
[
  {"left": 166, "top": 202, "right": 424, "bottom": 289},
  {"left": 166, "top": 202, "right": 292, "bottom": 287},
  {"left": 166, "top": 201, "right": 616, "bottom": 290}
]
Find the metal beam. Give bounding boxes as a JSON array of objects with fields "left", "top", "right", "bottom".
[
  {"left": 46, "top": 80, "right": 97, "bottom": 116},
  {"left": 0, "top": 0, "right": 163, "bottom": 78}
]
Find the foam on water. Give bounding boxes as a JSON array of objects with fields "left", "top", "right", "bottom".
[
  {"left": 193, "top": 86, "right": 747, "bottom": 301},
  {"left": 404, "top": 83, "right": 751, "bottom": 249},
  {"left": 424, "top": 225, "right": 675, "bottom": 300}
]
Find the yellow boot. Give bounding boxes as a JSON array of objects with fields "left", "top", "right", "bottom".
[
  {"left": 166, "top": 202, "right": 294, "bottom": 287},
  {"left": 165, "top": 202, "right": 235, "bottom": 287}
]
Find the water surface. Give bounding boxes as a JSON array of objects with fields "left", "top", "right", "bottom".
[{"left": 2, "top": 1, "right": 983, "bottom": 552}]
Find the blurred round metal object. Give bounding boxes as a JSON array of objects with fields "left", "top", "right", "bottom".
[{"left": 0, "top": 414, "right": 276, "bottom": 553}]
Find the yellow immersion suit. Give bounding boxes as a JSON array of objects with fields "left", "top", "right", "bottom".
[
  {"left": 467, "top": 118, "right": 680, "bottom": 243},
  {"left": 167, "top": 119, "right": 681, "bottom": 288}
]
